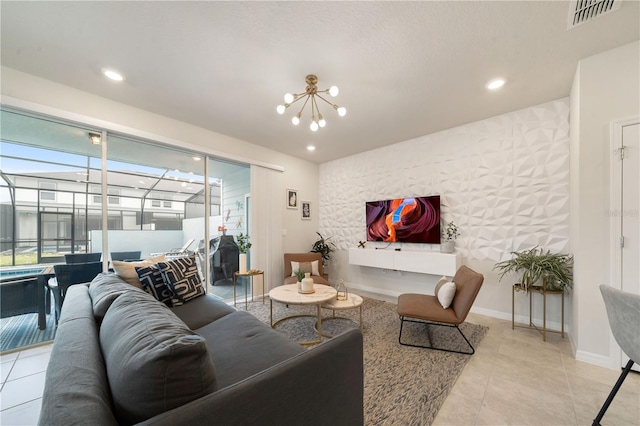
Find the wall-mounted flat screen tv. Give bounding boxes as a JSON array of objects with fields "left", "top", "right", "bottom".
[{"left": 366, "top": 195, "right": 440, "bottom": 244}]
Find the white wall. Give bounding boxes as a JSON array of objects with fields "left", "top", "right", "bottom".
[
  {"left": 1, "top": 66, "right": 322, "bottom": 282},
  {"left": 320, "top": 99, "right": 571, "bottom": 329},
  {"left": 91, "top": 230, "right": 183, "bottom": 258},
  {"left": 570, "top": 40, "right": 640, "bottom": 368}
]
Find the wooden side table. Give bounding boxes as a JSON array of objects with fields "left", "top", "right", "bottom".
[
  {"left": 512, "top": 283, "right": 564, "bottom": 341},
  {"left": 233, "top": 270, "right": 265, "bottom": 309}
]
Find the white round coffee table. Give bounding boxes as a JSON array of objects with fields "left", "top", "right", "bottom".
[
  {"left": 318, "top": 293, "right": 364, "bottom": 337},
  {"left": 268, "top": 283, "right": 337, "bottom": 345}
]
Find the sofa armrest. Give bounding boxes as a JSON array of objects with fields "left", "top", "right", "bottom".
[{"left": 139, "top": 328, "right": 364, "bottom": 426}]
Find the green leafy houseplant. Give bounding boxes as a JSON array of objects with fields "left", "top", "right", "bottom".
[
  {"left": 294, "top": 268, "right": 306, "bottom": 282},
  {"left": 236, "top": 233, "right": 252, "bottom": 254},
  {"left": 311, "top": 232, "right": 336, "bottom": 267},
  {"left": 493, "top": 247, "right": 574, "bottom": 292}
]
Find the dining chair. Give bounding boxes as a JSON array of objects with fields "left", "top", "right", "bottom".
[
  {"left": 593, "top": 285, "right": 640, "bottom": 426},
  {"left": 111, "top": 251, "right": 142, "bottom": 261},
  {"left": 64, "top": 253, "right": 102, "bottom": 264},
  {"left": 51, "top": 261, "right": 103, "bottom": 323}
]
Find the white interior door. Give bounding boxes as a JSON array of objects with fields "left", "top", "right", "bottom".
[{"left": 620, "top": 121, "right": 639, "bottom": 370}]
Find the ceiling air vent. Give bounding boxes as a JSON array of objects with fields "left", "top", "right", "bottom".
[{"left": 567, "top": 0, "right": 621, "bottom": 29}]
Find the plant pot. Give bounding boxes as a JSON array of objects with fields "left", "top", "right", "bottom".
[
  {"left": 440, "top": 241, "right": 454, "bottom": 254},
  {"left": 239, "top": 253, "right": 247, "bottom": 274}
]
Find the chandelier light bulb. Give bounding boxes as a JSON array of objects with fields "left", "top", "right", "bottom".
[
  {"left": 276, "top": 104, "right": 286, "bottom": 114},
  {"left": 319, "top": 118, "right": 326, "bottom": 128},
  {"left": 329, "top": 86, "right": 339, "bottom": 97},
  {"left": 292, "top": 115, "right": 300, "bottom": 125},
  {"left": 310, "top": 121, "right": 319, "bottom": 132},
  {"left": 337, "top": 107, "right": 347, "bottom": 117},
  {"left": 284, "top": 93, "right": 294, "bottom": 103}
]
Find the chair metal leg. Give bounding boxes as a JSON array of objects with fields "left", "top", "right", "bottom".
[
  {"left": 398, "top": 316, "right": 475, "bottom": 355},
  {"left": 592, "top": 359, "right": 635, "bottom": 426}
]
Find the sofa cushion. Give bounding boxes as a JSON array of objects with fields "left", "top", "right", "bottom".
[
  {"left": 196, "top": 311, "right": 305, "bottom": 389},
  {"left": 136, "top": 263, "right": 175, "bottom": 307},
  {"left": 111, "top": 254, "right": 166, "bottom": 288},
  {"left": 171, "top": 293, "right": 236, "bottom": 330},
  {"left": 39, "top": 285, "right": 119, "bottom": 426},
  {"left": 100, "top": 291, "right": 217, "bottom": 424},
  {"left": 157, "top": 255, "right": 205, "bottom": 306},
  {"left": 89, "top": 272, "right": 151, "bottom": 321}
]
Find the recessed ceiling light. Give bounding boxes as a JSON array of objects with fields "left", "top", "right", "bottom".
[
  {"left": 486, "top": 78, "right": 505, "bottom": 90},
  {"left": 307, "top": 145, "right": 316, "bottom": 151},
  {"left": 102, "top": 68, "right": 125, "bottom": 82},
  {"left": 192, "top": 156, "right": 201, "bottom": 161}
]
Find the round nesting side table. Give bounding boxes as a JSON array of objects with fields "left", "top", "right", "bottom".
[
  {"left": 319, "top": 293, "right": 364, "bottom": 337},
  {"left": 268, "top": 283, "right": 337, "bottom": 346}
]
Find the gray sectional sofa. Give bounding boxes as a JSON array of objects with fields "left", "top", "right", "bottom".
[{"left": 39, "top": 273, "right": 364, "bottom": 425}]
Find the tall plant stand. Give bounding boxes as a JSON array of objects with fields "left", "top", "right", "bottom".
[{"left": 512, "top": 283, "right": 564, "bottom": 342}]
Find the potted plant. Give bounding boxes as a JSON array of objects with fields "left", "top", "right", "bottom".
[
  {"left": 311, "top": 232, "right": 336, "bottom": 268},
  {"left": 294, "top": 268, "right": 306, "bottom": 282},
  {"left": 440, "top": 221, "right": 459, "bottom": 253},
  {"left": 493, "top": 246, "right": 573, "bottom": 292},
  {"left": 294, "top": 268, "right": 306, "bottom": 291},
  {"left": 236, "top": 233, "right": 251, "bottom": 274}
]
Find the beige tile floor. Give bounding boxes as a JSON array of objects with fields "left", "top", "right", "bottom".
[
  {"left": 434, "top": 313, "right": 640, "bottom": 426},
  {"left": 0, "top": 344, "right": 51, "bottom": 425},
  {"left": 1, "top": 312, "right": 638, "bottom": 425}
]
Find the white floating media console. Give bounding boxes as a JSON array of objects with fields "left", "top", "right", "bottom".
[{"left": 348, "top": 248, "right": 460, "bottom": 277}]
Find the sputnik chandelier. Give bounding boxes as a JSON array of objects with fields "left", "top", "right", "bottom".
[{"left": 276, "top": 74, "right": 346, "bottom": 132}]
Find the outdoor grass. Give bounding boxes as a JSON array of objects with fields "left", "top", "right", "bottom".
[{"left": 0, "top": 253, "right": 59, "bottom": 267}]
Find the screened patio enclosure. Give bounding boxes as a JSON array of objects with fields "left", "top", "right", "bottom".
[{"left": 0, "top": 108, "right": 250, "bottom": 287}]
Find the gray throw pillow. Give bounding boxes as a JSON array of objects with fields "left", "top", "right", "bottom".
[{"left": 100, "top": 291, "right": 217, "bottom": 424}]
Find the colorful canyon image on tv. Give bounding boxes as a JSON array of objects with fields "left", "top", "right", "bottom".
[{"left": 366, "top": 195, "right": 441, "bottom": 244}]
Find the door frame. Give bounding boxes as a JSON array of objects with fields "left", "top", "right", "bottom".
[
  {"left": 608, "top": 115, "right": 640, "bottom": 369},
  {"left": 37, "top": 211, "right": 74, "bottom": 264}
]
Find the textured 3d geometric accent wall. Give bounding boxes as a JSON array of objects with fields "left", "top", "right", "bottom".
[{"left": 319, "top": 99, "right": 570, "bottom": 262}]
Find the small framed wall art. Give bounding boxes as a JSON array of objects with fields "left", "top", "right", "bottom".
[
  {"left": 286, "top": 188, "right": 298, "bottom": 209},
  {"left": 301, "top": 201, "right": 311, "bottom": 220}
]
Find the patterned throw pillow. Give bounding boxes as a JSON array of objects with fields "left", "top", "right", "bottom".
[
  {"left": 112, "top": 254, "right": 166, "bottom": 289},
  {"left": 157, "top": 255, "right": 205, "bottom": 307},
  {"left": 136, "top": 264, "right": 175, "bottom": 307}
]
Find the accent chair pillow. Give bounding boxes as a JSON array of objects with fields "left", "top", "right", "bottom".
[
  {"left": 290, "top": 260, "right": 320, "bottom": 277},
  {"left": 436, "top": 281, "right": 457, "bottom": 309},
  {"left": 100, "top": 291, "right": 217, "bottom": 424},
  {"left": 157, "top": 255, "right": 205, "bottom": 306},
  {"left": 112, "top": 254, "right": 166, "bottom": 288},
  {"left": 434, "top": 276, "right": 448, "bottom": 298},
  {"left": 136, "top": 263, "right": 175, "bottom": 307}
]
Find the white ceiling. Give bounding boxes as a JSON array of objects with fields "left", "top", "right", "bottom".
[{"left": 1, "top": 1, "right": 639, "bottom": 164}]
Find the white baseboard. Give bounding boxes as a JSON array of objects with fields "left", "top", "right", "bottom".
[
  {"left": 470, "top": 306, "right": 565, "bottom": 333},
  {"left": 575, "top": 350, "right": 617, "bottom": 369},
  {"left": 347, "top": 284, "right": 623, "bottom": 371}
]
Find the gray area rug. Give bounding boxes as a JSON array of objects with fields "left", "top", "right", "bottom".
[{"left": 239, "top": 295, "right": 488, "bottom": 425}]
